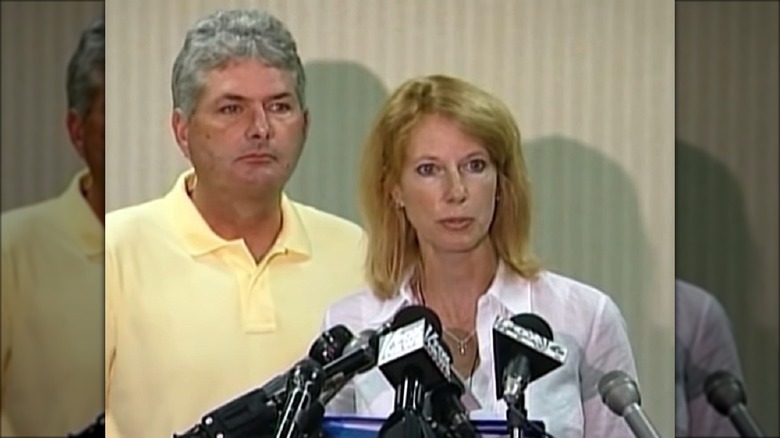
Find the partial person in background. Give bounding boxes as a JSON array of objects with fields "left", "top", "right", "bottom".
[
  {"left": 675, "top": 279, "right": 745, "bottom": 437},
  {"left": 104, "top": 10, "right": 366, "bottom": 438},
  {"left": 322, "top": 75, "right": 639, "bottom": 437},
  {"left": 1, "top": 16, "right": 105, "bottom": 437}
]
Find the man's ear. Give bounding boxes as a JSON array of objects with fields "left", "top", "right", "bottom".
[
  {"left": 66, "top": 109, "right": 86, "bottom": 160},
  {"left": 302, "top": 108, "right": 310, "bottom": 142},
  {"left": 171, "top": 108, "right": 191, "bottom": 159}
]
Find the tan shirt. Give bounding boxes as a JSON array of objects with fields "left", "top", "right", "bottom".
[
  {"left": 105, "top": 170, "right": 367, "bottom": 437},
  {"left": 1, "top": 171, "right": 104, "bottom": 436}
]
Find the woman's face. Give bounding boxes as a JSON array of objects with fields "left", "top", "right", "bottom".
[{"left": 393, "top": 114, "right": 498, "bottom": 255}]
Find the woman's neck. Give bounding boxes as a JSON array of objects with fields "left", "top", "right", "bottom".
[{"left": 415, "top": 241, "right": 498, "bottom": 328}]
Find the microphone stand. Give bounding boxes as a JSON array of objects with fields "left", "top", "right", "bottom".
[
  {"left": 502, "top": 353, "right": 533, "bottom": 438},
  {"left": 379, "top": 378, "right": 437, "bottom": 438},
  {"left": 172, "top": 390, "right": 279, "bottom": 438},
  {"left": 274, "top": 361, "right": 325, "bottom": 438},
  {"left": 505, "top": 392, "right": 528, "bottom": 438}
]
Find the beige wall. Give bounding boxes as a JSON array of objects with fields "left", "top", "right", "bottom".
[
  {"left": 676, "top": 2, "right": 779, "bottom": 434},
  {"left": 0, "top": 1, "right": 104, "bottom": 211},
  {"left": 105, "top": 0, "right": 676, "bottom": 434}
]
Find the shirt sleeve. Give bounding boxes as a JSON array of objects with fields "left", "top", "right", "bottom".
[
  {"left": 579, "top": 295, "right": 640, "bottom": 438},
  {"left": 684, "top": 291, "right": 742, "bottom": 437}
]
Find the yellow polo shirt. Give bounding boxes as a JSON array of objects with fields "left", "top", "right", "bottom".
[
  {"left": 105, "top": 170, "right": 366, "bottom": 438},
  {"left": 1, "top": 171, "right": 104, "bottom": 437}
]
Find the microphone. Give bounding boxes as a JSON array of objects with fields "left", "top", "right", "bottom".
[
  {"left": 427, "top": 343, "right": 479, "bottom": 438},
  {"left": 309, "top": 325, "right": 354, "bottom": 365},
  {"left": 377, "top": 305, "right": 451, "bottom": 438},
  {"left": 297, "top": 322, "right": 396, "bottom": 434},
  {"left": 321, "top": 321, "right": 394, "bottom": 394},
  {"left": 174, "top": 325, "right": 353, "bottom": 438},
  {"left": 598, "top": 370, "right": 661, "bottom": 438},
  {"left": 274, "top": 360, "right": 325, "bottom": 438},
  {"left": 492, "top": 314, "right": 567, "bottom": 403},
  {"left": 493, "top": 313, "right": 566, "bottom": 438},
  {"left": 705, "top": 370, "right": 764, "bottom": 437}
]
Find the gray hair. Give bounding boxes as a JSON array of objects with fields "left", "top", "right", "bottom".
[
  {"left": 66, "top": 16, "right": 105, "bottom": 117},
  {"left": 172, "top": 9, "right": 306, "bottom": 118}
]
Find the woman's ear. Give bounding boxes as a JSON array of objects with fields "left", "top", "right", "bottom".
[{"left": 391, "top": 186, "right": 404, "bottom": 209}]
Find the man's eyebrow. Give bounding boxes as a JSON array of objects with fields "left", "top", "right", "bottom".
[
  {"left": 266, "top": 92, "right": 294, "bottom": 101},
  {"left": 215, "top": 92, "right": 294, "bottom": 102},
  {"left": 215, "top": 93, "right": 248, "bottom": 102}
]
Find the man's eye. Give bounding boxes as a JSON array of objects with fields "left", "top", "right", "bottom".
[
  {"left": 219, "top": 104, "right": 241, "bottom": 114},
  {"left": 268, "top": 102, "right": 292, "bottom": 113}
]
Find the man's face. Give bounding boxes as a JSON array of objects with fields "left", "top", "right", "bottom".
[
  {"left": 173, "top": 58, "right": 309, "bottom": 196},
  {"left": 67, "top": 72, "right": 105, "bottom": 187}
]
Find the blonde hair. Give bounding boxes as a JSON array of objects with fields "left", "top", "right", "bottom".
[{"left": 359, "top": 75, "right": 541, "bottom": 299}]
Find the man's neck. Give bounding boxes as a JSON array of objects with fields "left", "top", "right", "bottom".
[
  {"left": 82, "top": 174, "right": 105, "bottom": 225},
  {"left": 190, "top": 183, "right": 283, "bottom": 262}
]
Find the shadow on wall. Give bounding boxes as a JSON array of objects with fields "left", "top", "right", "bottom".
[
  {"left": 675, "top": 139, "right": 757, "bottom": 330},
  {"left": 525, "top": 135, "right": 672, "bottom": 429},
  {"left": 286, "top": 60, "right": 388, "bottom": 224},
  {"left": 524, "top": 135, "right": 654, "bottom": 324},
  {"left": 675, "top": 139, "right": 777, "bottom": 434}
]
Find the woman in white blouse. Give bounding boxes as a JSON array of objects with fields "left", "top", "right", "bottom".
[{"left": 323, "top": 75, "right": 638, "bottom": 438}]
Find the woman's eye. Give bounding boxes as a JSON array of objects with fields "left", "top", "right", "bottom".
[
  {"left": 416, "top": 163, "right": 437, "bottom": 176},
  {"left": 467, "top": 159, "right": 487, "bottom": 172}
]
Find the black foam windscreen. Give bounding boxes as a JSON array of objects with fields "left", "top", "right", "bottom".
[
  {"left": 511, "top": 313, "right": 553, "bottom": 340},
  {"left": 308, "top": 324, "right": 353, "bottom": 365},
  {"left": 392, "top": 305, "right": 443, "bottom": 335},
  {"left": 493, "top": 313, "right": 565, "bottom": 400}
]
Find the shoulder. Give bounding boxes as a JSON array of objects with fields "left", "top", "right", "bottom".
[
  {"left": 323, "top": 285, "right": 393, "bottom": 333},
  {"left": 528, "top": 270, "right": 629, "bottom": 347},
  {"left": 675, "top": 279, "right": 721, "bottom": 314},
  {"left": 287, "top": 200, "right": 367, "bottom": 265},
  {"left": 289, "top": 200, "right": 365, "bottom": 241},
  {"left": 104, "top": 198, "right": 167, "bottom": 249},
  {"left": 534, "top": 270, "right": 621, "bottom": 317},
  {"left": 1, "top": 200, "right": 58, "bottom": 251},
  {"left": 675, "top": 278, "right": 733, "bottom": 342},
  {"left": 531, "top": 272, "right": 637, "bottom": 380}
]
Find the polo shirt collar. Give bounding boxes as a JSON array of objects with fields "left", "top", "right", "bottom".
[
  {"left": 52, "top": 169, "right": 103, "bottom": 256},
  {"left": 164, "top": 169, "right": 311, "bottom": 259}
]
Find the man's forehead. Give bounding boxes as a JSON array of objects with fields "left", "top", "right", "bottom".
[{"left": 202, "top": 59, "right": 296, "bottom": 100}]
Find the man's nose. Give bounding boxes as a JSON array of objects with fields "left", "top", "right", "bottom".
[{"left": 247, "top": 107, "right": 271, "bottom": 140}]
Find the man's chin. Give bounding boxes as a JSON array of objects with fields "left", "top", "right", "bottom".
[{"left": 233, "top": 173, "right": 287, "bottom": 194}]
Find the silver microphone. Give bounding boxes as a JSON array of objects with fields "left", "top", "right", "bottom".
[
  {"left": 705, "top": 370, "right": 764, "bottom": 437},
  {"left": 598, "top": 370, "right": 661, "bottom": 438}
]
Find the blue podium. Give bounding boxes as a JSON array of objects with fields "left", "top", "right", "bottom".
[{"left": 321, "top": 415, "right": 546, "bottom": 437}]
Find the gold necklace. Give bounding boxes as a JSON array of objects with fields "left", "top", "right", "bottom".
[
  {"left": 443, "top": 328, "right": 477, "bottom": 355},
  {"left": 413, "top": 275, "right": 477, "bottom": 356}
]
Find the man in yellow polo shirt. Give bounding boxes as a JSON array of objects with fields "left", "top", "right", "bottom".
[
  {"left": 104, "top": 10, "right": 367, "bottom": 437},
  {"left": 1, "top": 17, "right": 105, "bottom": 437}
]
